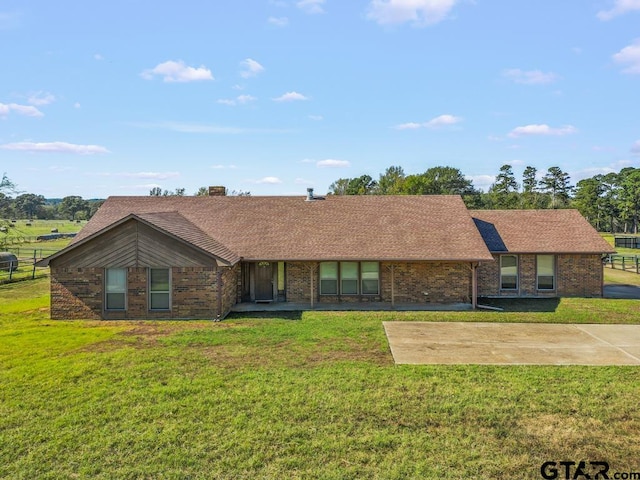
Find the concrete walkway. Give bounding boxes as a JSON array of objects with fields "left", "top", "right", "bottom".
[{"left": 383, "top": 322, "right": 640, "bottom": 365}]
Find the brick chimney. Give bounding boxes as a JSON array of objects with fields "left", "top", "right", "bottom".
[{"left": 208, "top": 186, "right": 226, "bottom": 196}]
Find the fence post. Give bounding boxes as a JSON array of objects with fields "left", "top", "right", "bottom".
[
  {"left": 622, "top": 256, "right": 626, "bottom": 271},
  {"left": 9, "top": 260, "right": 13, "bottom": 280},
  {"left": 611, "top": 254, "right": 615, "bottom": 269},
  {"left": 32, "top": 250, "right": 37, "bottom": 279}
]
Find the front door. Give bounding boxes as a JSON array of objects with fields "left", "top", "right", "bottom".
[{"left": 255, "top": 262, "right": 274, "bottom": 301}]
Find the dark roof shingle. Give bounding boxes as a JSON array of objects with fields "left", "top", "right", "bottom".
[{"left": 470, "top": 209, "right": 614, "bottom": 254}]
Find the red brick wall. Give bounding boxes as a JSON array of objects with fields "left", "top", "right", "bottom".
[
  {"left": 284, "top": 261, "right": 472, "bottom": 305},
  {"left": 477, "top": 254, "right": 603, "bottom": 298},
  {"left": 50, "top": 265, "right": 236, "bottom": 320}
]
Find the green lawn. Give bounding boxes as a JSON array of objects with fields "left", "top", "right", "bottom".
[{"left": 1, "top": 279, "right": 640, "bottom": 479}]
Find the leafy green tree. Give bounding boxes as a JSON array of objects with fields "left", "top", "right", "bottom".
[
  {"left": 14, "top": 194, "right": 45, "bottom": 219},
  {"left": 376, "top": 166, "right": 405, "bottom": 194},
  {"left": 488, "top": 164, "right": 519, "bottom": 209},
  {"left": 59, "top": 196, "right": 89, "bottom": 220},
  {"left": 540, "top": 166, "right": 573, "bottom": 209},
  {"left": 149, "top": 187, "right": 186, "bottom": 196},
  {"left": 573, "top": 177, "right": 604, "bottom": 230},
  {"left": 329, "top": 176, "right": 377, "bottom": 195},
  {"left": 620, "top": 168, "right": 640, "bottom": 233},
  {"left": 600, "top": 173, "right": 621, "bottom": 233},
  {"left": 520, "top": 166, "right": 541, "bottom": 208},
  {"left": 195, "top": 187, "right": 209, "bottom": 196}
]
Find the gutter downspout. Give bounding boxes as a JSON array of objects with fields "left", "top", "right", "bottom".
[{"left": 309, "top": 262, "right": 316, "bottom": 309}]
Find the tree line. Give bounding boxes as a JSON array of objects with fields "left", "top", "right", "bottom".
[
  {"left": 3, "top": 166, "right": 640, "bottom": 233},
  {"left": 0, "top": 174, "right": 104, "bottom": 221},
  {"left": 328, "top": 165, "right": 640, "bottom": 234}
]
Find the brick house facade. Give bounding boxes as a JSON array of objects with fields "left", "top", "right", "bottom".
[{"left": 39, "top": 193, "right": 614, "bottom": 320}]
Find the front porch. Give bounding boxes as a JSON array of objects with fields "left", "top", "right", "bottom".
[{"left": 230, "top": 301, "right": 473, "bottom": 313}]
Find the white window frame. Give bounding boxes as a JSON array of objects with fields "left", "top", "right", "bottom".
[
  {"left": 319, "top": 262, "right": 338, "bottom": 295},
  {"left": 536, "top": 255, "right": 556, "bottom": 291},
  {"left": 340, "top": 261, "right": 359, "bottom": 295},
  {"left": 149, "top": 268, "right": 171, "bottom": 311},
  {"left": 105, "top": 268, "right": 127, "bottom": 311},
  {"left": 360, "top": 262, "right": 380, "bottom": 295},
  {"left": 500, "top": 255, "right": 518, "bottom": 291},
  {"left": 319, "top": 261, "right": 380, "bottom": 296}
]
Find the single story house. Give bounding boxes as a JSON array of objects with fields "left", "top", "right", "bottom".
[{"left": 38, "top": 188, "right": 614, "bottom": 320}]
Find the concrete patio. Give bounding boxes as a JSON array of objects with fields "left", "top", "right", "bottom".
[
  {"left": 230, "top": 301, "right": 473, "bottom": 313},
  {"left": 384, "top": 322, "right": 640, "bottom": 365}
]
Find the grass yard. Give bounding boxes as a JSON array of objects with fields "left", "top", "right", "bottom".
[{"left": 1, "top": 279, "right": 640, "bottom": 479}]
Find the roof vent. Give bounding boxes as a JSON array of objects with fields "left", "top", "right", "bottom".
[
  {"left": 306, "top": 188, "right": 314, "bottom": 201},
  {"left": 208, "top": 186, "right": 226, "bottom": 196}
]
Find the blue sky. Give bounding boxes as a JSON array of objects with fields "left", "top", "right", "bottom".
[{"left": 1, "top": 0, "right": 639, "bottom": 198}]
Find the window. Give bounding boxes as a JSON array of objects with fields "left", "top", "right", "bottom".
[
  {"left": 537, "top": 255, "right": 555, "bottom": 290},
  {"left": 149, "top": 268, "right": 171, "bottom": 310},
  {"left": 319, "top": 261, "right": 379, "bottom": 296},
  {"left": 340, "top": 262, "right": 359, "bottom": 294},
  {"left": 500, "top": 255, "right": 518, "bottom": 290},
  {"left": 320, "top": 262, "right": 338, "bottom": 295},
  {"left": 361, "top": 262, "right": 380, "bottom": 295},
  {"left": 105, "top": 268, "right": 126, "bottom": 310}
]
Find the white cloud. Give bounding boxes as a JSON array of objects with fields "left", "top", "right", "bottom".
[
  {"left": 217, "top": 94, "right": 257, "bottom": 106},
  {"left": 297, "top": 0, "right": 325, "bottom": 14},
  {"left": 27, "top": 91, "right": 56, "bottom": 106},
  {"left": 466, "top": 175, "right": 494, "bottom": 191},
  {"left": 0, "top": 141, "right": 109, "bottom": 154},
  {"left": 367, "top": 0, "right": 458, "bottom": 26},
  {"left": 211, "top": 164, "right": 239, "bottom": 169},
  {"left": 631, "top": 140, "right": 640, "bottom": 156},
  {"left": 317, "top": 159, "right": 351, "bottom": 168},
  {"left": 74, "top": 102, "right": 81, "bottom": 109},
  {"left": 141, "top": 60, "right": 214, "bottom": 83},
  {"left": 597, "top": 0, "right": 640, "bottom": 20},
  {"left": 508, "top": 124, "right": 578, "bottom": 138},
  {"left": 237, "top": 94, "right": 256, "bottom": 104},
  {"left": 309, "top": 114, "right": 324, "bottom": 121},
  {"left": 394, "top": 122, "right": 423, "bottom": 130},
  {"left": 240, "top": 58, "right": 265, "bottom": 78},
  {"left": 131, "top": 121, "right": 289, "bottom": 135},
  {"left": 426, "top": 114, "right": 461, "bottom": 127},
  {"left": 502, "top": 68, "right": 558, "bottom": 85},
  {"left": 0, "top": 102, "right": 44, "bottom": 118},
  {"left": 613, "top": 40, "right": 640, "bottom": 74},
  {"left": 94, "top": 53, "right": 104, "bottom": 61},
  {"left": 255, "top": 176, "right": 283, "bottom": 184},
  {"left": 268, "top": 16, "right": 289, "bottom": 26},
  {"left": 394, "top": 114, "right": 462, "bottom": 130},
  {"left": 273, "top": 91, "right": 309, "bottom": 102}
]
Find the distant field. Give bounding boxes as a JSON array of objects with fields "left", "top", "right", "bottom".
[{"left": 0, "top": 220, "right": 81, "bottom": 284}]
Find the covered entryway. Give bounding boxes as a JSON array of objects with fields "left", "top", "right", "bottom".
[
  {"left": 255, "top": 262, "right": 274, "bottom": 302},
  {"left": 384, "top": 322, "right": 640, "bottom": 365}
]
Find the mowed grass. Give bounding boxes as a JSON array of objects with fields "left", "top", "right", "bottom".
[{"left": 2, "top": 279, "right": 640, "bottom": 479}]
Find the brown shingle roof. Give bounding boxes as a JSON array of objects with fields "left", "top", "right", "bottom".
[
  {"left": 470, "top": 209, "right": 615, "bottom": 254},
  {"left": 71, "top": 195, "right": 495, "bottom": 262},
  {"left": 135, "top": 212, "right": 240, "bottom": 264}
]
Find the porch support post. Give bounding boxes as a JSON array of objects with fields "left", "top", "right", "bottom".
[
  {"left": 471, "top": 262, "right": 478, "bottom": 309},
  {"left": 309, "top": 262, "right": 317, "bottom": 309},
  {"left": 390, "top": 264, "right": 395, "bottom": 308},
  {"left": 216, "top": 268, "right": 223, "bottom": 320}
]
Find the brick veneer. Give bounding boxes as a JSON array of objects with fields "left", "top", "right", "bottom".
[
  {"left": 283, "top": 260, "right": 472, "bottom": 305},
  {"left": 477, "top": 254, "right": 603, "bottom": 298},
  {"left": 51, "top": 265, "right": 237, "bottom": 320}
]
